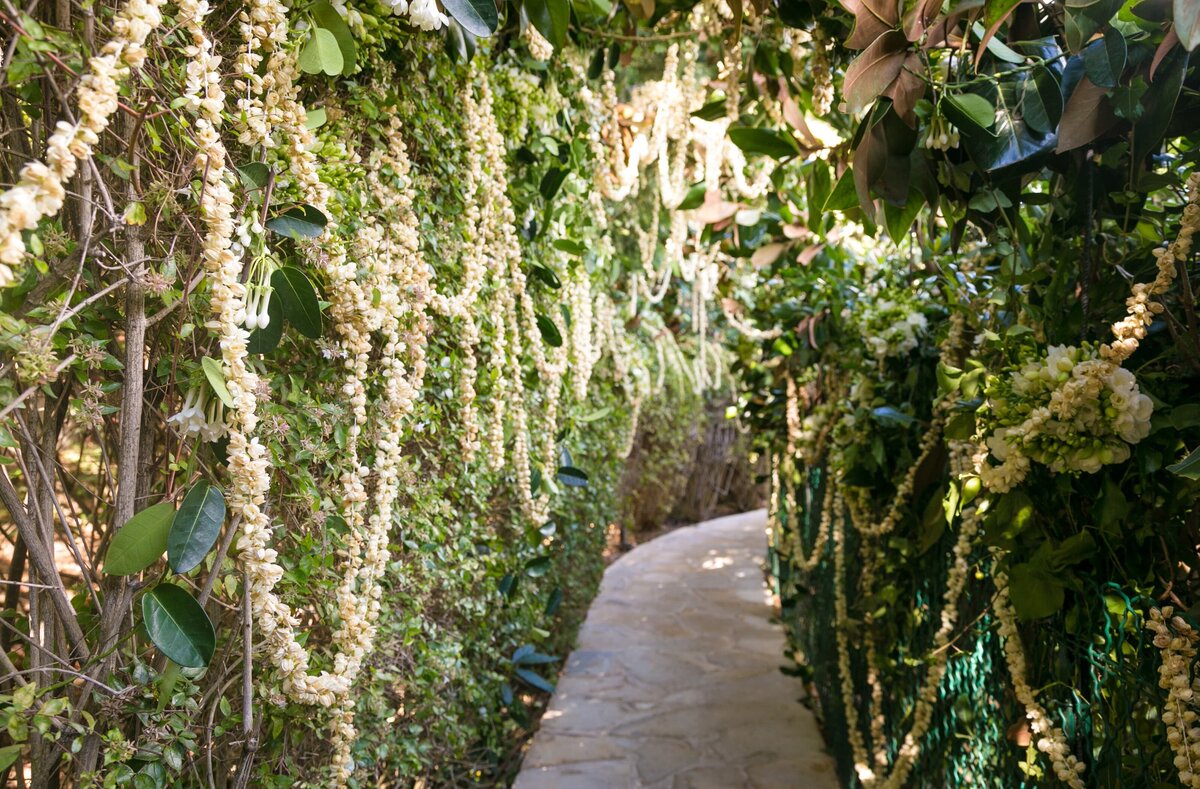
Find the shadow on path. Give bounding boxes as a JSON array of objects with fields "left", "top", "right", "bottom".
[{"left": 515, "top": 510, "right": 837, "bottom": 788}]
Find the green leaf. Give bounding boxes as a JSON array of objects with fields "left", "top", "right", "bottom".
[
  {"left": 871, "top": 406, "right": 916, "bottom": 427},
  {"left": 105, "top": 502, "right": 174, "bottom": 575},
  {"left": 679, "top": 182, "right": 706, "bottom": 210},
  {"left": 298, "top": 28, "right": 343, "bottom": 77},
  {"left": 271, "top": 267, "right": 323, "bottom": 339},
  {"left": 727, "top": 126, "right": 801, "bottom": 159},
  {"left": 531, "top": 265, "right": 563, "bottom": 289},
  {"left": 536, "top": 314, "right": 563, "bottom": 347},
  {"left": 237, "top": 162, "right": 270, "bottom": 190},
  {"left": 1167, "top": 447, "right": 1200, "bottom": 479},
  {"left": 883, "top": 188, "right": 924, "bottom": 242},
  {"left": 1019, "top": 66, "right": 1063, "bottom": 134},
  {"left": 1008, "top": 563, "right": 1066, "bottom": 621},
  {"left": 265, "top": 204, "right": 327, "bottom": 240},
  {"left": 587, "top": 47, "right": 605, "bottom": 80},
  {"left": 304, "top": 107, "right": 327, "bottom": 130},
  {"left": 201, "top": 356, "right": 234, "bottom": 408},
  {"left": 1082, "top": 28, "right": 1126, "bottom": 88},
  {"left": 311, "top": 1, "right": 358, "bottom": 73},
  {"left": 246, "top": 294, "right": 283, "bottom": 354},
  {"left": 544, "top": 587, "right": 563, "bottom": 616},
  {"left": 443, "top": 0, "right": 498, "bottom": 38},
  {"left": 168, "top": 482, "right": 226, "bottom": 574},
  {"left": 514, "top": 667, "right": 555, "bottom": 693},
  {"left": 945, "top": 93, "right": 996, "bottom": 129},
  {"left": 691, "top": 99, "right": 728, "bottom": 121},
  {"left": 552, "top": 239, "right": 585, "bottom": 256},
  {"left": 0, "top": 744, "right": 22, "bottom": 773},
  {"left": 540, "top": 167, "right": 568, "bottom": 201},
  {"left": 524, "top": 556, "right": 552, "bottom": 577},
  {"left": 524, "top": 0, "right": 568, "bottom": 49},
  {"left": 141, "top": 584, "right": 216, "bottom": 668},
  {"left": 823, "top": 168, "right": 858, "bottom": 212},
  {"left": 556, "top": 466, "right": 588, "bottom": 487}
]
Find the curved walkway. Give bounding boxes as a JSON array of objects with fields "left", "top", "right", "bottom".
[{"left": 515, "top": 510, "right": 837, "bottom": 789}]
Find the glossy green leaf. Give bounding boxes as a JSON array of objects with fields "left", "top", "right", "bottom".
[
  {"left": 1081, "top": 28, "right": 1126, "bottom": 88},
  {"left": 514, "top": 667, "right": 555, "bottom": 693},
  {"left": 168, "top": 482, "right": 226, "bottom": 574},
  {"left": 246, "top": 294, "right": 283, "bottom": 354},
  {"left": 946, "top": 93, "right": 996, "bottom": 129},
  {"left": 237, "top": 163, "right": 270, "bottom": 190},
  {"left": 728, "top": 126, "right": 801, "bottom": 159},
  {"left": 271, "top": 266, "right": 323, "bottom": 339},
  {"left": 443, "top": 0, "right": 498, "bottom": 38},
  {"left": 556, "top": 466, "right": 588, "bottom": 487},
  {"left": 201, "top": 356, "right": 234, "bottom": 408},
  {"left": 540, "top": 167, "right": 568, "bottom": 201},
  {"left": 536, "top": 314, "right": 563, "bottom": 347},
  {"left": 1167, "top": 447, "right": 1200, "bottom": 479},
  {"left": 691, "top": 99, "right": 728, "bottom": 121},
  {"left": 266, "top": 204, "right": 327, "bottom": 240},
  {"left": 104, "top": 502, "right": 175, "bottom": 575},
  {"left": 141, "top": 584, "right": 216, "bottom": 668},
  {"left": 298, "top": 28, "right": 343, "bottom": 77},
  {"left": 1019, "top": 65, "right": 1063, "bottom": 134},
  {"left": 524, "top": 0, "right": 568, "bottom": 49}
]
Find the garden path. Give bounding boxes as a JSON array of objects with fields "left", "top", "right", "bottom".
[{"left": 515, "top": 510, "right": 837, "bottom": 789}]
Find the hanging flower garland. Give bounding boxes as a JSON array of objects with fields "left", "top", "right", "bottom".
[
  {"left": 1147, "top": 607, "right": 1200, "bottom": 788},
  {"left": 0, "top": 0, "right": 166, "bottom": 287}
]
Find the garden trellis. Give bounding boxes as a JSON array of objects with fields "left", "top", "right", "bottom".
[{"left": 1, "top": 0, "right": 1199, "bottom": 785}]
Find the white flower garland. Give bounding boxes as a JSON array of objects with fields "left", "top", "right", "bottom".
[
  {"left": 0, "top": 0, "right": 165, "bottom": 287},
  {"left": 993, "top": 569, "right": 1087, "bottom": 787},
  {"left": 1147, "top": 607, "right": 1200, "bottom": 788}
]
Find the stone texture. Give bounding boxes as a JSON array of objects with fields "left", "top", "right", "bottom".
[{"left": 515, "top": 510, "right": 837, "bottom": 788}]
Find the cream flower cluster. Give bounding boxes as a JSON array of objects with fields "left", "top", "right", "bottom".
[
  {"left": 849, "top": 285, "right": 929, "bottom": 361},
  {"left": 993, "top": 569, "right": 1087, "bottom": 787},
  {"left": 0, "top": 0, "right": 165, "bottom": 287},
  {"left": 981, "top": 172, "right": 1199, "bottom": 492},
  {"left": 380, "top": 0, "right": 448, "bottom": 30},
  {"left": 981, "top": 344, "right": 1154, "bottom": 491},
  {"left": 1147, "top": 607, "right": 1200, "bottom": 788}
]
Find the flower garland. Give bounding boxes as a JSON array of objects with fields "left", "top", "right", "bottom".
[
  {"left": 0, "top": 0, "right": 166, "bottom": 287},
  {"left": 993, "top": 569, "right": 1087, "bottom": 787},
  {"left": 1147, "top": 607, "right": 1200, "bottom": 788}
]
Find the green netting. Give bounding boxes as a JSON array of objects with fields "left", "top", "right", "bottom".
[{"left": 769, "top": 463, "right": 1176, "bottom": 787}]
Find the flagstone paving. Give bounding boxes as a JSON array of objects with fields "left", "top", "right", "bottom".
[{"left": 515, "top": 510, "right": 838, "bottom": 789}]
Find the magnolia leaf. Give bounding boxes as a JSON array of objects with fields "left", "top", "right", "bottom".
[
  {"left": 237, "top": 162, "right": 270, "bottom": 190},
  {"left": 1055, "top": 76, "right": 1118, "bottom": 152},
  {"left": 975, "top": 0, "right": 1022, "bottom": 64},
  {"left": 556, "top": 466, "right": 589, "bottom": 487},
  {"left": 168, "top": 482, "right": 226, "bottom": 574},
  {"left": 1167, "top": 447, "right": 1200, "bottom": 479},
  {"left": 246, "top": 294, "right": 283, "bottom": 354},
  {"left": 201, "top": 356, "right": 234, "bottom": 408},
  {"left": 514, "top": 667, "right": 555, "bottom": 693},
  {"left": 843, "top": 31, "right": 908, "bottom": 114},
  {"left": 142, "top": 584, "right": 216, "bottom": 668},
  {"left": 946, "top": 93, "right": 996, "bottom": 129},
  {"left": 1082, "top": 28, "right": 1127, "bottom": 88},
  {"left": 298, "top": 28, "right": 343, "bottom": 77},
  {"left": 843, "top": 0, "right": 899, "bottom": 49},
  {"left": 728, "top": 126, "right": 801, "bottom": 158},
  {"left": 536, "top": 314, "right": 563, "bottom": 347},
  {"left": 265, "top": 204, "right": 327, "bottom": 240},
  {"left": 525, "top": 0, "right": 568, "bottom": 49},
  {"left": 691, "top": 99, "right": 728, "bottom": 121},
  {"left": 1019, "top": 66, "right": 1063, "bottom": 134},
  {"left": 540, "top": 167, "right": 568, "bottom": 201},
  {"left": 271, "top": 267, "right": 323, "bottom": 339},
  {"left": 443, "top": 0, "right": 498, "bottom": 37},
  {"left": 104, "top": 502, "right": 175, "bottom": 575}
]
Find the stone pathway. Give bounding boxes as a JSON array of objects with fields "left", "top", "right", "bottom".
[{"left": 515, "top": 510, "right": 837, "bottom": 789}]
